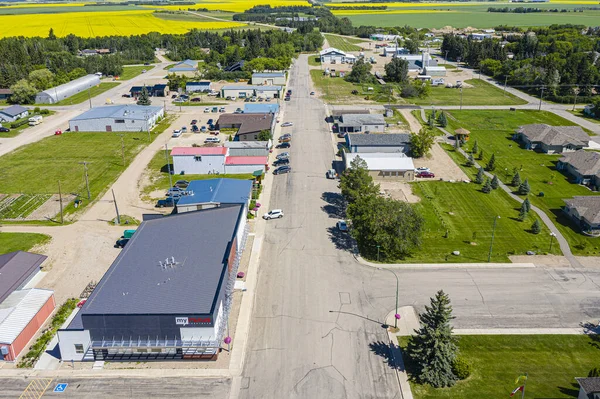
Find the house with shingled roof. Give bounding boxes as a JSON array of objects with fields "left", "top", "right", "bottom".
[
  {"left": 515, "top": 124, "right": 589, "bottom": 154},
  {"left": 558, "top": 150, "right": 600, "bottom": 190},
  {"left": 563, "top": 196, "right": 600, "bottom": 236}
]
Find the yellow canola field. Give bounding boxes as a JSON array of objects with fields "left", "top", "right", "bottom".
[
  {"left": 0, "top": 3, "right": 86, "bottom": 8},
  {"left": 326, "top": 0, "right": 598, "bottom": 6},
  {"left": 153, "top": 0, "right": 311, "bottom": 12},
  {"left": 0, "top": 10, "right": 245, "bottom": 38},
  {"left": 332, "top": 9, "right": 455, "bottom": 14}
]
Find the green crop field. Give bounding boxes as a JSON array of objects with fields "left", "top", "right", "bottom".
[
  {"left": 49, "top": 82, "right": 120, "bottom": 106},
  {"left": 154, "top": 11, "right": 235, "bottom": 22},
  {"left": 403, "top": 179, "right": 559, "bottom": 263},
  {"left": 323, "top": 34, "right": 365, "bottom": 52},
  {"left": 411, "top": 79, "right": 527, "bottom": 106},
  {"left": 442, "top": 109, "right": 600, "bottom": 255},
  {"left": 119, "top": 65, "right": 154, "bottom": 81},
  {"left": 399, "top": 334, "right": 600, "bottom": 399}
]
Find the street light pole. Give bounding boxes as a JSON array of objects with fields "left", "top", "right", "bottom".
[
  {"left": 165, "top": 143, "right": 173, "bottom": 189},
  {"left": 378, "top": 267, "right": 400, "bottom": 329},
  {"left": 549, "top": 232, "right": 556, "bottom": 253},
  {"left": 487, "top": 216, "right": 500, "bottom": 262},
  {"left": 377, "top": 245, "right": 380, "bottom": 262}
]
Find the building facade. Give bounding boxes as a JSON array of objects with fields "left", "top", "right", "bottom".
[
  {"left": 251, "top": 72, "right": 286, "bottom": 86},
  {"left": 69, "top": 105, "right": 164, "bottom": 132},
  {"left": 344, "top": 153, "right": 415, "bottom": 181},
  {"left": 0, "top": 105, "right": 28, "bottom": 123},
  {"left": 337, "top": 114, "right": 385, "bottom": 133},
  {"left": 320, "top": 48, "right": 356, "bottom": 64},
  {"left": 516, "top": 124, "right": 590, "bottom": 154},
  {"left": 171, "top": 147, "right": 267, "bottom": 175},
  {"left": 346, "top": 133, "right": 410, "bottom": 154}
]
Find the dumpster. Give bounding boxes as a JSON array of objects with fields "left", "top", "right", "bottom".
[{"left": 123, "top": 229, "right": 136, "bottom": 239}]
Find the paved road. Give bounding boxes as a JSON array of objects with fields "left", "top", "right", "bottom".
[{"left": 0, "top": 377, "right": 230, "bottom": 398}]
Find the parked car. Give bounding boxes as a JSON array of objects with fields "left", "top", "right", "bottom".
[
  {"left": 230, "top": 96, "right": 237, "bottom": 101},
  {"left": 273, "top": 165, "right": 292, "bottom": 175},
  {"left": 279, "top": 136, "right": 292, "bottom": 143},
  {"left": 144, "top": 62, "right": 150, "bottom": 66},
  {"left": 337, "top": 220, "right": 348, "bottom": 232},
  {"left": 122, "top": 93, "right": 131, "bottom": 98},
  {"left": 0, "top": 127, "right": 10, "bottom": 133},
  {"left": 181, "top": 126, "right": 188, "bottom": 133},
  {"left": 115, "top": 238, "right": 129, "bottom": 248},
  {"left": 234, "top": 108, "right": 243, "bottom": 114},
  {"left": 191, "top": 125, "right": 199, "bottom": 132},
  {"left": 156, "top": 197, "right": 178, "bottom": 208},
  {"left": 415, "top": 167, "right": 430, "bottom": 173},
  {"left": 172, "top": 94, "right": 178, "bottom": 99},
  {"left": 173, "top": 98, "right": 185, "bottom": 103},
  {"left": 166, "top": 187, "right": 183, "bottom": 196},
  {"left": 284, "top": 96, "right": 291, "bottom": 101},
  {"left": 204, "top": 107, "right": 211, "bottom": 113},
  {"left": 191, "top": 119, "right": 198, "bottom": 125},
  {"left": 141, "top": 69, "right": 147, "bottom": 73},
  {"left": 191, "top": 98, "right": 202, "bottom": 102},
  {"left": 200, "top": 126, "right": 207, "bottom": 133},
  {"left": 276, "top": 142, "right": 291, "bottom": 149},
  {"left": 281, "top": 122, "right": 293, "bottom": 127},
  {"left": 77, "top": 299, "right": 87, "bottom": 308},
  {"left": 172, "top": 130, "right": 182, "bottom": 138},
  {"left": 258, "top": 97, "right": 264, "bottom": 102},
  {"left": 337, "top": 132, "right": 346, "bottom": 138},
  {"left": 54, "top": 130, "right": 61, "bottom": 135},
  {"left": 210, "top": 130, "right": 220, "bottom": 135},
  {"left": 174, "top": 180, "right": 189, "bottom": 188},
  {"left": 205, "top": 137, "right": 220, "bottom": 143},
  {"left": 276, "top": 152, "right": 290, "bottom": 160},
  {"left": 250, "top": 97, "right": 257, "bottom": 102},
  {"left": 207, "top": 118, "right": 214, "bottom": 125},
  {"left": 310, "top": 91, "right": 315, "bottom": 95},
  {"left": 326, "top": 169, "right": 337, "bottom": 179},
  {"left": 218, "top": 107, "right": 225, "bottom": 112},
  {"left": 287, "top": 89, "right": 292, "bottom": 95},
  {"left": 273, "top": 158, "right": 290, "bottom": 166},
  {"left": 417, "top": 171, "right": 435, "bottom": 178},
  {"left": 263, "top": 209, "right": 284, "bottom": 220}
]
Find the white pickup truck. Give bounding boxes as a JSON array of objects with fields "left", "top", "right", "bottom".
[{"left": 28, "top": 115, "right": 43, "bottom": 126}]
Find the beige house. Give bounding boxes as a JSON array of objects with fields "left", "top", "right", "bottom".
[{"left": 344, "top": 153, "right": 415, "bottom": 181}]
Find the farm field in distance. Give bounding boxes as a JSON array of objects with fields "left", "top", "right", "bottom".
[
  {"left": 323, "top": 34, "right": 365, "bottom": 52},
  {"left": 326, "top": 1, "right": 600, "bottom": 28}
]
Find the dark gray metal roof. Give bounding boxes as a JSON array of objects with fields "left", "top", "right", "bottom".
[
  {"left": 0, "top": 251, "right": 47, "bottom": 304},
  {"left": 347, "top": 133, "right": 411, "bottom": 147},
  {"left": 577, "top": 377, "right": 600, "bottom": 394},
  {"left": 81, "top": 206, "right": 242, "bottom": 316}
]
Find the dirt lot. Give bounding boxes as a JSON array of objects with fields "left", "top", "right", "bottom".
[
  {"left": 379, "top": 181, "right": 420, "bottom": 203},
  {"left": 413, "top": 142, "right": 469, "bottom": 182}
]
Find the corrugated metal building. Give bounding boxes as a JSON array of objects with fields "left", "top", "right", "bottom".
[
  {"left": 69, "top": 105, "right": 164, "bottom": 132},
  {"left": 57, "top": 206, "right": 245, "bottom": 362},
  {"left": 224, "top": 156, "right": 268, "bottom": 174},
  {"left": 0, "top": 289, "right": 55, "bottom": 361},
  {"left": 346, "top": 133, "right": 411, "bottom": 154},
  {"left": 251, "top": 72, "right": 286, "bottom": 86},
  {"left": 176, "top": 179, "right": 253, "bottom": 215},
  {"left": 171, "top": 147, "right": 227, "bottom": 175},
  {"left": 225, "top": 141, "right": 270, "bottom": 157},
  {"left": 35, "top": 74, "right": 101, "bottom": 104}
]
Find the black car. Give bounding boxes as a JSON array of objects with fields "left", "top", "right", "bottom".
[
  {"left": 273, "top": 158, "right": 290, "bottom": 166},
  {"left": 284, "top": 96, "right": 291, "bottom": 101},
  {"left": 156, "top": 197, "right": 178, "bottom": 208},
  {"left": 171, "top": 94, "right": 178, "bottom": 99},
  {"left": 276, "top": 142, "right": 291, "bottom": 149},
  {"left": 273, "top": 165, "right": 292, "bottom": 175},
  {"left": 0, "top": 127, "right": 9, "bottom": 133},
  {"left": 174, "top": 180, "right": 189, "bottom": 189},
  {"left": 115, "top": 238, "right": 129, "bottom": 248},
  {"left": 144, "top": 62, "right": 150, "bottom": 66}
]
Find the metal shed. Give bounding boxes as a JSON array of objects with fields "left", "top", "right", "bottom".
[{"left": 35, "top": 74, "right": 101, "bottom": 104}]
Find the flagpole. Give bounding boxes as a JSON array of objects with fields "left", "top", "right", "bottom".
[{"left": 521, "top": 373, "right": 528, "bottom": 399}]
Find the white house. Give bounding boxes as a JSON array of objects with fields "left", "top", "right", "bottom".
[
  {"left": 320, "top": 48, "right": 356, "bottom": 64},
  {"left": 0, "top": 105, "right": 29, "bottom": 123},
  {"left": 171, "top": 147, "right": 267, "bottom": 175},
  {"left": 221, "top": 85, "right": 283, "bottom": 99},
  {"left": 344, "top": 153, "right": 415, "bottom": 181}
]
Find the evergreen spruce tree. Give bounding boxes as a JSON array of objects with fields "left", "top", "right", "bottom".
[
  {"left": 407, "top": 290, "right": 458, "bottom": 388},
  {"left": 518, "top": 178, "right": 531, "bottom": 195},
  {"left": 475, "top": 167, "right": 484, "bottom": 184},
  {"left": 137, "top": 86, "right": 152, "bottom": 106},
  {"left": 471, "top": 139, "right": 479, "bottom": 154},
  {"left": 523, "top": 197, "right": 531, "bottom": 213},
  {"left": 428, "top": 114, "right": 435, "bottom": 129},
  {"left": 478, "top": 149, "right": 484, "bottom": 160},
  {"left": 466, "top": 153, "right": 475, "bottom": 167},
  {"left": 531, "top": 219, "right": 541, "bottom": 234},
  {"left": 437, "top": 112, "right": 447, "bottom": 128},
  {"left": 518, "top": 201, "right": 528, "bottom": 221},
  {"left": 482, "top": 178, "right": 492, "bottom": 193},
  {"left": 511, "top": 171, "right": 521, "bottom": 187},
  {"left": 491, "top": 174, "right": 499, "bottom": 189},
  {"left": 485, "top": 153, "right": 496, "bottom": 171},
  {"left": 454, "top": 138, "right": 459, "bottom": 149}
]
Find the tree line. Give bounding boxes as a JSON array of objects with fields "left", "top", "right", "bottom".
[{"left": 441, "top": 25, "right": 600, "bottom": 103}]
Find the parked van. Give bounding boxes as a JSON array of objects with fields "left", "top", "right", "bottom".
[{"left": 28, "top": 115, "right": 43, "bottom": 126}]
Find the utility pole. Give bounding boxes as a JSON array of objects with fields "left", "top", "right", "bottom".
[
  {"left": 79, "top": 161, "right": 91, "bottom": 200},
  {"left": 539, "top": 86, "right": 545, "bottom": 111},
  {"left": 445, "top": 50, "right": 449, "bottom": 65},
  {"left": 119, "top": 135, "right": 125, "bottom": 166},
  {"left": 58, "top": 180, "right": 64, "bottom": 224},
  {"left": 503, "top": 75, "right": 508, "bottom": 96},
  {"left": 112, "top": 189, "right": 120, "bottom": 225},
  {"left": 165, "top": 143, "right": 173, "bottom": 189},
  {"left": 572, "top": 87, "right": 579, "bottom": 111},
  {"left": 460, "top": 88, "right": 463, "bottom": 111},
  {"left": 88, "top": 87, "right": 92, "bottom": 109},
  {"left": 487, "top": 216, "right": 500, "bottom": 262}
]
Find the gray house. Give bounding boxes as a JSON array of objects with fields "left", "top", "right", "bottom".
[
  {"left": 516, "top": 124, "right": 589, "bottom": 154},
  {"left": 557, "top": 150, "right": 600, "bottom": 189},
  {"left": 69, "top": 105, "right": 164, "bottom": 132},
  {"left": 0, "top": 105, "right": 28, "bottom": 123},
  {"left": 576, "top": 377, "right": 600, "bottom": 399},
  {"left": 338, "top": 114, "right": 385, "bottom": 133},
  {"left": 346, "top": 133, "right": 411, "bottom": 154},
  {"left": 563, "top": 196, "right": 600, "bottom": 236}
]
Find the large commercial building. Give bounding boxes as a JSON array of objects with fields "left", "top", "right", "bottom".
[
  {"left": 171, "top": 147, "right": 267, "bottom": 175},
  {"left": 69, "top": 105, "right": 164, "bottom": 132},
  {"left": 58, "top": 206, "right": 247, "bottom": 361},
  {"left": 221, "top": 85, "right": 282, "bottom": 99},
  {"left": 251, "top": 72, "right": 286, "bottom": 86},
  {"left": 35, "top": 74, "right": 101, "bottom": 104}
]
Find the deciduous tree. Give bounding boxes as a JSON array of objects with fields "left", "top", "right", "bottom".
[
  {"left": 410, "top": 128, "right": 435, "bottom": 158},
  {"left": 9, "top": 79, "right": 37, "bottom": 104},
  {"left": 384, "top": 57, "right": 409, "bottom": 83},
  {"left": 340, "top": 156, "right": 379, "bottom": 205}
]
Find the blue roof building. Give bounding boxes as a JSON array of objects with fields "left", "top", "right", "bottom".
[
  {"left": 243, "top": 103, "right": 280, "bottom": 114},
  {"left": 69, "top": 105, "right": 164, "bottom": 132},
  {"left": 177, "top": 178, "right": 253, "bottom": 213},
  {"left": 168, "top": 59, "right": 197, "bottom": 72}
]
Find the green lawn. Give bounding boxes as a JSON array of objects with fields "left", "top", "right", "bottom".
[
  {"left": 0, "top": 116, "right": 173, "bottom": 218},
  {"left": 119, "top": 65, "right": 155, "bottom": 81},
  {"left": 384, "top": 109, "right": 409, "bottom": 131},
  {"left": 49, "top": 82, "right": 120, "bottom": 106},
  {"left": 443, "top": 109, "right": 600, "bottom": 256},
  {"left": 399, "top": 335, "right": 599, "bottom": 399},
  {"left": 0, "top": 232, "right": 50, "bottom": 253},
  {"left": 323, "top": 34, "right": 365, "bottom": 52},
  {"left": 411, "top": 79, "right": 527, "bottom": 106},
  {"left": 142, "top": 148, "right": 254, "bottom": 199},
  {"left": 403, "top": 179, "right": 559, "bottom": 263},
  {"left": 308, "top": 54, "right": 321, "bottom": 67},
  {"left": 568, "top": 109, "right": 600, "bottom": 125},
  {"left": 310, "top": 69, "right": 403, "bottom": 104}
]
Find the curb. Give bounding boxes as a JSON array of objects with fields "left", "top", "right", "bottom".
[{"left": 354, "top": 254, "right": 536, "bottom": 269}]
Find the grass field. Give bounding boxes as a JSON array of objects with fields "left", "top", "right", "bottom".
[
  {"left": 119, "top": 65, "right": 154, "bottom": 81},
  {"left": 327, "top": 2, "right": 600, "bottom": 28},
  {"left": 50, "top": 82, "right": 119, "bottom": 106},
  {"left": 399, "top": 334, "right": 599, "bottom": 399},
  {"left": 411, "top": 79, "right": 527, "bottom": 106},
  {"left": 568, "top": 109, "right": 600, "bottom": 125},
  {"left": 142, "top": 148, "right": 254, "bottom": 199},
  {"left": 0, "top": 232, "right": 50, "bottom": 253},
  {"left": 323, "top": 34, "right": 365, "bottom": 52},
  {"left": 0, "top": 10, "right": 245, "bottom": 38},
  {"left": 404, "top": 179, "right": 558, "bottom": 263},
  {"left": 442, "top": 109, "right": 600, "bottom": 256},
  {"left": 0, "top": 116, "right": 172, "bottom": 217}
]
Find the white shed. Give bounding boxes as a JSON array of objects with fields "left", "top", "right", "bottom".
[{"left": 35, "top": 74, "right": 101, "bottom": 104}]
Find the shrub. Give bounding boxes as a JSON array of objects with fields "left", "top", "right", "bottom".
[
  {"left": 538, "top": 191, "right": 545, "bottom": 197},
  {"left": 33, "top": 106, "right": 40, "bottom": 113},
  {"left": 10, "top": 119, "right": 29, "bottom": 129},
  {"left": 40, "top": 109, "right": 50, "bottom": 115},
  {"left": 452, "top": 357, "right": 472, "bottom": 380}
]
